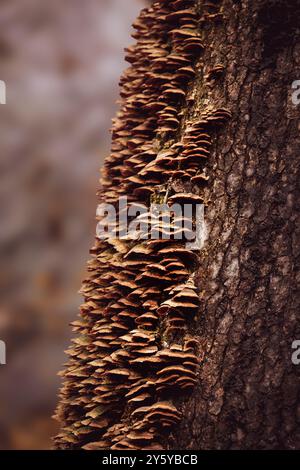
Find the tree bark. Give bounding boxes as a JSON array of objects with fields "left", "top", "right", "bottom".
[
  {"left": 55, "top": 0, "right": 300, "bottom": 450},
  {"left": 171, "top": 0, "right": 300, "bottom": 450}
]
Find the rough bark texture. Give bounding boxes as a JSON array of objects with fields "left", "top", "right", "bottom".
[
  {"left": 171, "top": 0, "right": 300, "bottom": 450},
  {"left": 55, "top": 0, "right": 300, "bottom": 450}
]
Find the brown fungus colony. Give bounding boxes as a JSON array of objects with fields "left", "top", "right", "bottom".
[{"left": 55, "top": 0, "right": 231, "bottom": 450}]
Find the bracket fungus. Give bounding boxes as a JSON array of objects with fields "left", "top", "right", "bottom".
[{"left": 55, "top": 0, "right": 231, "bottom": 450}]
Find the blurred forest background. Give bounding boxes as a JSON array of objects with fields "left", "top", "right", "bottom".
[{"left": 0, "top": 0, "right": 146, "bottom": 450}]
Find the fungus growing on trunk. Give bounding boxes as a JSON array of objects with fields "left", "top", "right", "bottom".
[{"left": 55, "top": 0, "right": 231, "bottom": 450}]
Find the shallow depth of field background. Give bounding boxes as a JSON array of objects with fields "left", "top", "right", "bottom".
[{"left": 0, "top": 0, "right": 146, "bottom": 450}]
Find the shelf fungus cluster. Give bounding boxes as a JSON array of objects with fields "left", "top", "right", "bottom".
[{"left": 55, "top": 0, "right": 230, "bottom": 450}]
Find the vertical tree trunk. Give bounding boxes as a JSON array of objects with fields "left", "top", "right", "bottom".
[
  {"left": 55, "top": 0, "right": 300, "bottom": 450},
  {"left": 170, "top": 0, "right": 300, "bottom": 450}
]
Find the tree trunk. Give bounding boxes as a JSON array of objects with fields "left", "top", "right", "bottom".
[{"left": 55, "top": 0, "right": 300, "bottom": 450}]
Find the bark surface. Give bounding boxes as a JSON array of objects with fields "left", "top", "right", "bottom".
[
  {"left": 171, "top": 0, "right": 300, "bottom": 450},
  {"left": 55, "top": 0, "right": 300, "bottom": 450}
]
